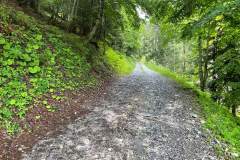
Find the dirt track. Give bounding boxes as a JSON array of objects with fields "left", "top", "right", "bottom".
[{"left": 22, "top": 64, "right": 218, "bottom": 160}]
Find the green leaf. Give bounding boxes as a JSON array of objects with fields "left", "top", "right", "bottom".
[
  {"left": 32, "top": 44, "right": 39, "bottom": 50},
  {"left": 0, "top": 108, "right": 12, "bottom": 119},
  {"left": 19, "top": 62, "right": 27, "bottom": 66},
  {"left": 36, "top": 35, "right": 42, "bottom": 41},
  {"left": 215, "top": 15, "right": 224, "bottom": 21},
  {"left": 17, "top": 110, "right": 26, "bottom": 118},
  {"left": 28, "top": 66, "right": 41, "bottom": 74},
  {"left": 42, "top": 100, "right": 48, "bottom": 105},
  {"left": 5, "top": 121, "right": 19, "bottom": 135},
  {"left": 9, "top": 99, "right": 16, "bottom": 105},
  {"left": 21, "top": 92, "right": 28, "bottom": 97},
  {"left": 0, "top": 37, "right": 6, "bottom": 45},
  {"left": 3, "top": 43, "right": 11, "bottom": 50},
  {"left": 21, "top": 54, "right": 32, "bottom": 62},
  {"left": 6, "top": 59, "right": 14, "bottom": 65},
  {"left": 25, "top": 48, "right": 32, "bottom": 53}
]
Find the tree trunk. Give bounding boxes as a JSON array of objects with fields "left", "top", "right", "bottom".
[
  {"left": 67, "top": 0, "right": 78, "bottom": 31},
  {"left": 87, "top": 19, "right": 100, "bottom": 42},
  {"left": 198, "top": 35, "right": 205, "bottom": 91},
  {"left": 70, "top": 0, "right": 77, "bottom": 21},
  {"left": 232, "top": 105, "right": 237, "bottom": 117},
  {"left": 202, "top": 56, "right": 208, "bottom": 90},
  {"left": 182, "top": 41, "right": 186, "bottom": 73},
  {"left": 36, "top": 0, "right": 40, "bottom": 13},
  {"left": 31, "top": 0, "right": 40, "bottom": 13},
  {"left": 202, "top": 33, "right": 211, "bottom": 92},
  {"left": 87, "top": 0, "right": 104, "bottom": 42}
]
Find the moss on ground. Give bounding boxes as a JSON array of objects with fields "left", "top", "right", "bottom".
[{"left": 104, "top": 47, "right": 135, "bottom": 76}]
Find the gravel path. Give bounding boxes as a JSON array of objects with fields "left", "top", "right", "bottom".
[{"left": 22, "top": 64, "right": 218, "bottom": 160}]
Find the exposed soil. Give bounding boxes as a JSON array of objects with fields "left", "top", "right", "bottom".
[
  {"left": 21, "top": 64, "right": 221, "bottom": 160},
  {"left": 0, "top": 78, "right": 112, "bottom": 160}
]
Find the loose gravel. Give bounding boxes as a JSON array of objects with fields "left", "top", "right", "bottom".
[{"left": 22, "top": 64, "right": 219, "bottom": 160}]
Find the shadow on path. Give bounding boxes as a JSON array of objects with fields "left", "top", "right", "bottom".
[{"left": 22, "top": 64, "right": 218, "bottom": 160}]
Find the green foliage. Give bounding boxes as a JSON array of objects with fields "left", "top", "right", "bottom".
[
  {"left": 139, "top": 22, "right": 195, "bottom": 73},
  {"left": 4, "top": 121, "right": 20, "bottom": 135},
  {"left": 104, "top": 48, "right": 135, "bottom": 75},
  {"left": 146, "top": 63, "right": 196, "bottom": 89},
  {"left": 146, "top": 62, "right": 240, "bottom": 156},
  {"left": 25, "top": 0, "right": 141, "bottom": 46},
  {"left": 199, "top": 93, "right": 240, "bottom": 156},
  {"left": 109, "top": 7, "right": 141, "bottom": 57},
  {"left": 213, "top": 50, "right": 240, "bottom": 109},
  {"left": 0, "top": 4, "right": 98, "bottom": 134},
  {"left": 28, "top": 66, "right": 41, "bottom": 74},
  {"left": 140, "top": 0, "right": 240, "bottom": 117}
]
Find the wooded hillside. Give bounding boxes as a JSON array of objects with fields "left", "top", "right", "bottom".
[{"left": 0, "top": 0, "right": 239, "bottom": 159}]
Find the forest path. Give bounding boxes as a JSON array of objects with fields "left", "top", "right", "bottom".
[{"left": 22, "top": 64, "right": 218, "bottom": 160}]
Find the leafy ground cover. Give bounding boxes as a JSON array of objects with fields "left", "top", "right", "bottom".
[
  {"left": 146, "top": 62, "right": 240, "bottom": 158},
  {"left": 0, "top": 4, "right": 134, "bottom": 135},
  {"left": 0, "top": 5, "right": 96, "bottom": 134}
]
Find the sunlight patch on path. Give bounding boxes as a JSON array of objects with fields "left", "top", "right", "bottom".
[{"left": 22, "top": 64, "right": 219, "bottom": 160}]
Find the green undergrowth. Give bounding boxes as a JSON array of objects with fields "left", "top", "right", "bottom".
[
  {"left": 146, "top": 62, "right": 240, "bottom": 158},
  {"left": 146, "top": 63, "right": 196, "bottom": 89},
  {"left": 0, "top": 5, "right": 102, "bottom": 134},
  {"left": 104, "top": 47, "right": 135, "bottom": 75}
]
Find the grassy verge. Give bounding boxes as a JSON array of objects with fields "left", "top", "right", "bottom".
[
  {"left": 146, "top": 63, "right": 196, "bottom": 89},
  {"left": 146, "top": 62, "right": 240, "bottom": 158},
  {"left": 104, "top": 47, "right": 135, "bottom": 75}
]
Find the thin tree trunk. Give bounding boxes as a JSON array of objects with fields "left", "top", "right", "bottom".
[
  {"left": 202, "top": 57, "right": 208, "bottom": 90},
  {"left": 31, "top": 0, "right": 40, "bottom": 13},
  {"left": 198, "top": 35, "right": 204, "bottom": 91},
  {"left": 182, "top": 41, "right": 186, "bottom": 73},
  {"left": 232, "top": 105, "right": 237, "bottom": 117},
  {"left": 67, "top": 0, "right": 78, "bottom": 31},
  {"left": 35, "top": 0, "right": 40, "bottom": 13},
  {"left": 74, "top": 0, "right": 79, "bottom": 17},
  {"left": 70, "top": 0, "right": 77, "bottom": 21},
  {"left": 87, "top": 19, "right": 100, "bottom": 42},
  {"left": 202, "top": 33, "right": 211, "bottom": 92},
  {"left": 87, "top": 0, "right": 104, "bottom": 42}
]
